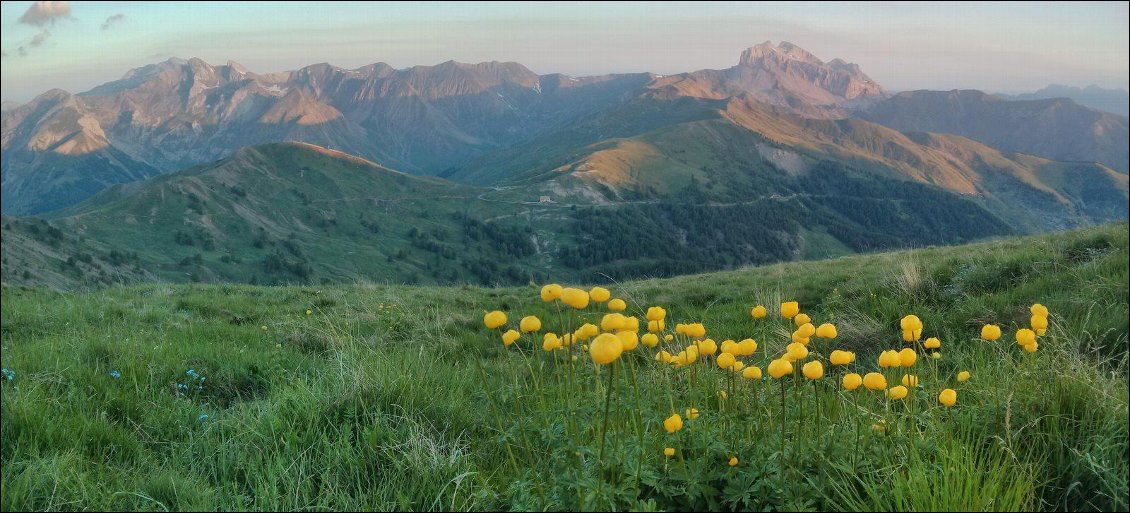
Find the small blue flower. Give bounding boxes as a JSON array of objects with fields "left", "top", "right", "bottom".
[
  {"left": 109, "top": 370, "right": 121, "bottom": 379},
  {"left": 177, "top": 383, "right": 188, "bottom": 390},
  {"left": 1, "top": 368, "right": 13, "bottom": 383},
  {"left": 198, "top": 413, "right": 210, "bottom": 422}
]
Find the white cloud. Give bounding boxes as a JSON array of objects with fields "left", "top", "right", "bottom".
[
  {"left": 18, "top": 1, "right": 72, "bottom": 27},
  {"left": 101, "top": 13, "right": 126, "bottom": 31}
]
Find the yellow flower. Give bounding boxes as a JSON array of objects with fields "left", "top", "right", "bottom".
[
  {"left": 901, "top": 374, "right": 919, "bottom": 387},
  {"left": 664, "top": 334, "right": 674, "bottom": 342},
  {"left": 656, "top": 350, "right": 672, "bottom": 363},
  {"left": 697, "top": 339, "right": 718, "bottom": 356},
  {"left": 623, "top": 316, "right": 640, "bottom": 332},
  {"left": 981, "top": 324, "right": 1002, "bottom": 341},
  {"left": 720, "top": 339, "right": 737, "bottom": 355},
  {"left": 795, "top": 323, "right": 816, "bottom": 338},
  {"left": 924, "top": 337, "right": 941, "bottom": 349},
  {"left": 815, "top": 323, "right": 838, "bottom": 339},
  {"left": 886, "top": 385, "right": 909, "bottom": 400},
  {"left": 785, "top": 342, "right": 809, "bottom": 362},
  {"left": 502, "top": 329, "right": 520, "bottom": 346},
  {"left": 688, "top": 323, "right": 707, "bottom": 339},
  {"left": 581, "top": 323, "right": 600, "bottom": 338},
  {"left": 737, "top": 338, "right": 757, "bottom": 356},
  {"left": 305, "top": 309, "right": 312, "bottom": 315},
  {"left": 561, "top": 288, "right": 590, "bottom": 309},
  {"left": 863, "top": 372, "right": 888, "bottom": 391},
  {"left": 647, "top": 319, "right": 665, "bottom": 333},
  {"left": 842, "top": 373, "right": 863, "bottom": 391},
  {"left": 717, "top": 352, "right": 736, "bottom": 370},
  {"left": 1022, "top": 341, "right": 1038, "bottom": 353},
  {"left": 520, "top": 315, "right": 542, "bottom": 333},
  {"left": 900, "top": 314, "right": 923, "bottom": 332},
  {"left": 731, "top": 361, "right": 746, "bottom": 372},
  {"left": 899, "top": 347, "right": 917, "bottom": 367},
  {"left": 589, "top": 333, "right": 623, "bottom": 365},
  {"left": 751, "top": 305, "right": 767, "bottom": 319},
  {"left": 589, "top": 287, "right": 611, "bottom": 302},
  {"left": 794, "top": 313, "right": 812, "bottom": 327},
  {"left": 685, "top": 408, "right": 700, "bottom": 420},
  {"left": 646, "top": 306, "right": 667, "bottom": 321},
  {"left": 561, "top": 333, "right": 574, "bottom": 346},
  {"left": 483, "top": 311, "right": 507, "bottom": 329},
  {"left": 719, "top": 390, "right": 728, "bottom": 400},
  {"left": 768, "top": 358, "right": 794, "bottom": 379},
  {"left": 1030, "top": 303, "right": 1049, "bottom": 318},
  {"left": 663, "top": 413, "right": 683, "bottom": 433},
  {"left": 608, "top": 298, "right": 627, "bottom": 312},
  {"left": 664, "top": 447, "right": 676, "bottom": 457},
  {"left": 601, "top": 313, "right": 627, "bottom": 332},
  {"left": 931, "top": 352, "right": 941, "bottom": 359},
  {"left": 1016, "top": 329, "right": 1036, "bottom": 347},
  {"left": 540, "top": 284, "right": 563, "bottom": 301},
  {"left": 829, "top": 350, "right": 855, "bottom": 366},
  {"left": 542, "top": 333, "right": 562, "bottom": 351},
  {"left": 728, "top": 456, "right": 738, "bottom": 467},
  {"left": 802, "top": 360, "right": 824, "bottom": 380},
  {"left": 781, "top": 301, "right": 800, "bottom": 319},
  {"left": 872, "top": 420, "right": 887, "bottom": 433},
  {"left": 938, "top": 388, "right": 957, "bottom": 407},
  {"left": 878, "top": 350, "right": 900, "bottom": 368},
  {"left": 642, "top": 333, "right": 659, "bottom": 348},
  {"left": 675, "top": 323, "right": 687, "bottom": 335},
  {"left": 616, "top": 330, "right": 639, "bottom": 351},
  {"left": 1031, "top": 315, "right": 1048, "bottom": 331},
  {"left": 742, "top": 366, "right": 763, "bottom": 380}
]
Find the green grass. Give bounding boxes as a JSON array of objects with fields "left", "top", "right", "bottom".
[{"left": 2, "top": 222, "right": 1127, "bottom": 511}]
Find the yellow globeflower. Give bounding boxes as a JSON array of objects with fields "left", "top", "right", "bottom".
[
  {"left": 561, "top": 288, "right": 590, "bottom": 309},
  {"left": 601, "top": 313, "right": 626, "bottom": 332},
  {"left": 924, "top": 337, "right": 941, "bottom": 349},
  {"left": 484, "top": 311, "right": 507, "bottom": 329},
  {"left": 878, "top": 350, "right": 900, "bottom": 368},
  {"left": 688, "top": 323, "right": 707, "bottom": 339},
  {"left": 842, "top": 373, "right": 863, "bottom": 391},
  {"left": 1030, "top": 303, "right": 1049, "bottom": 318},
  {"left": 305, "top": 309, "right": 312, "bottom": 315},
  {"left": 901, "top": 374, "right": 919, "bottom": 387},
  {"left": 608, "top": 298, "right": 627, "bottom": 312},
  {"left": 697, "top": 339, "right": 718, "bottom": 356},
  {"left": 616, "top": 330, "right": 639, "bottom": 351},
  {"left": 561, "top": 333, "right": 574, "bottom": 347},
  {"left": 794, "top": 313, "right": 812, "bottom": 327},
  {"left": 589, "top": 333, "right": 623, "bottom": 365},
  {"left": 502, "top": 329, "right": 520, "bottom": 346},
  {"left": 981, "top": 324, "right": 1002, "bottom": 341},
  {"left": 664, "top": 334, "right": 674, "bottom": 342},
  {"left": 900, "top": 314, "right": 923, "bottom": 331},
  {"left": 731, "top": 361, "right": 746, "bottom": 372},
  {"left": 768, "top": 358, "right": 794, "bottom": 379},
  {"left": 781, "top": 301, "right": 800, "bottom": 319},
  {"left": 520, "top": 315, "right": 542, "bottom": 333},
  {"left": 931, "top": 352, "right": 942, "bottom": 360},
  {"left": 664, "top": 447, "right": 676, "bottom": 457},
  {"left": 815, "top": 323, "right": 838, "bottom": 339},
  {"left": 802, "top": 360, "right": 824, "bottom": 380},
  {"left": 863, "top": 372, "right": 888, "bottom": 391},
  {"left": 829, "top": 350, "right": 855, "bottom": 366},
  {"left": 656, "top": 350, "right": 672, "bottom": 363},
  {"left": 717, "top": 352, "right": 737, "bottom": 370},
  {"left": 737, "top": 338, "right": 758, "bottom": 356},
  {"left": 796, "top": 323, "right": 816, "bottom": 339},
  {"left": 1031, "top": 315, "right": 1048, "bottom": 331},
  {"left": 623, "top": 316, "right": 640, "bottom": 332},
  {"left": 938, "top": 388, "right": 957, "bottom": 407},
  {"left": 785, "top": 342, "right": 809, "bottom": 362},
  {"left": 899, "top": 347, "right": 918, "bottom": 367},
  {"left": 663, "top": 413, "right": 684, "bottom": 433},
  {"left": 1022, "top": 341, "right": 1038, "bottom": 353},
  {"left": 1016, "top": 329, "right": 1036, "bottom": 347},
  {"left": 589, "top": 287, "right": 611, "bottom": 303},
  {"left": 742, "top": 366, "right": 763, "bottom": 380},
  {"left": 728, "top": 456, "right": 738, "bottom": 467},
  {"left": 540, "top": 284, "right": 563, "bottom": 302},
  {"left": 647, "top": 320, "right": 665, "bottom": 333},
  {"left": 751, "top": 305, "right": 767, "bottom": 319},
  {"left": 719, "top": 390, "right": 728, "bottom": 400},
  {"left": 582, "top": 323, "right": 600, "bottom": 338},
  {"left": 641, "top": 333, "right": 659, "bottom": 348},
  {"left": 646, "top": 306, "right": 667, "bottom": 321},
  {"left": 720, "top": 339, "right": 737, "bottom": 355},
  {"left": 542, "top": 333, "right": 562, "bottom": 351},
  {"left": 886, "top": 385, "right": 909, "bottom": 400},
  {"left": 685, "top": 408, "right": 700, "bottom": 420}
]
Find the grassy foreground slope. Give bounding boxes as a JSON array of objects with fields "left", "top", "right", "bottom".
[{"left": 1, "top": 223, "right": 1127, "bottom": 511}]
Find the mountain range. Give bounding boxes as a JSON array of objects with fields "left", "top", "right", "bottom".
[
  {"left": 2, "top": 41, "right": 1127, "bottom": 288},
  {"left": 999, "top": 84, "right": 1129, "bottom": 117}
]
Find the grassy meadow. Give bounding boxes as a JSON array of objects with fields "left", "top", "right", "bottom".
[{"left": 1, "top": 222, "right": 1127, "bottom": 511}]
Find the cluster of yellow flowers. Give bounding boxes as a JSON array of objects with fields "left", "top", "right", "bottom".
[{"left": 483, "top": 284, "right": 1051, "bottom": 472}]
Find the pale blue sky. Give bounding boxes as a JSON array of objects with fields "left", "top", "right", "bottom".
[{"left": 2, "top": 1, "right": 1127, "bottom": 103}]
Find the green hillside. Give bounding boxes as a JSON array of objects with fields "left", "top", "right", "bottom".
[{"left": 2, "top": 223, "right": 1126, "bottom": 511}]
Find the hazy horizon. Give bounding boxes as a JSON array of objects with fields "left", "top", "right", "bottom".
[{"left": 2, "top": 1, "right": 1128, "bottom": 103}]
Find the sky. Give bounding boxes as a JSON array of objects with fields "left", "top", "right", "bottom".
[{"left": 1, "top": 1, "right": 1127, "bottom": 103}]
